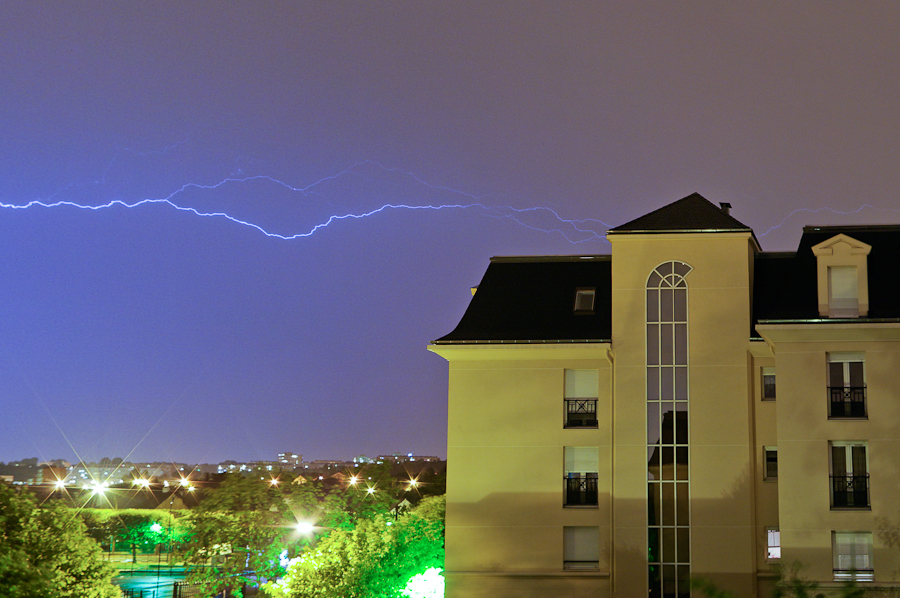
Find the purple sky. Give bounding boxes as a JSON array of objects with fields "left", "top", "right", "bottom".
[{"left": 2, "top": 3, "right": 899, "bottom": 464}]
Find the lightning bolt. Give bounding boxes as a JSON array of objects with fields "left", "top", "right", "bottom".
[
  {"left": 757, "top": 204, "right": 900, "bottom": 238},
  {"left": 3, "top": 160, "right": 610, "bottom": 244}
]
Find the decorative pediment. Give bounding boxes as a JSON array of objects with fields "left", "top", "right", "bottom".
[{"left": 811, "top": 234, "right": 872, "bottom": 258}]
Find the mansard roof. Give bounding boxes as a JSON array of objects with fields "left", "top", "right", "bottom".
[
  {"left": 608, "top": 192, "right": 752, "bottom": 234},
  {"left": 752, "top": 225, "right": 900, "bottom": 328},
  {"left": 433, "top": 255, "right": 612, "bottom": 344}
]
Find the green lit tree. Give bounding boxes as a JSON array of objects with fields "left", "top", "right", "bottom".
[
  {"left": 0, "top": 482, "right": 118, "bottom": 598},
  {"left": 183, "top": 474, "right": 298, "bottom": 597},
  {"left": 266, "top": 495, "right": 445, "bottom": 598}
]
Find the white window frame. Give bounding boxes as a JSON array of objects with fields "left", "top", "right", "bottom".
[
  {"left": 766, "top": 527, "right": 781, "bottom": 561},
  {"left": 564, "top": 526, "right": 600, "bottom": 570},
  {"left": 833, "top": 531, "right": 874, "bottom": 581}
]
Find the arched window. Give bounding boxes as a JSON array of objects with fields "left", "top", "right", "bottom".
[{"left": 647, "top": 261, "right": 691, "bottom": 598}]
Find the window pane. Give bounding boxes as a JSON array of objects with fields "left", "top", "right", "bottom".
[
  {"left": 566, "top": 370, "right": 599, "bottom": 398},
  {"left": 673, "top": 262, "right": 691, "bottom": 277},
  {"left": 674, "top": 324, "right": 687, "bottom": 365},
  {"left": 829, "top": 362, "right": 845, "bottom": 387},
  {"left": 648, "top": 368, "right": 660, "bottom": 401},
  {"left": 674, "top": 288, "right": 686, "bottom": 321},
  {"left": 675, "top": 367, "right": 687, "bottom": 401},
  {"left": 564, "top": 526, "right": 600, "bottom": 562},
  {"left": 649, "top": 483, "right": 661, "bottom": 525},
  {"left": 660, "top": 404, "right": 675, "bottom": 444},
  {"left": 663, "top": 528, "right": 675, "bottom": 562},
  {"left": 849, "top": 361, "right": 865, "bottom": 387},
  {"left": 647, "top": 289, "right": 659, "bottom": 323},
  {"left": 677, "top": 528, "right": 690, "bottom": 563},
  {"left": 851, "top": 446, "right": 867, "bottom": 475},
  {"left": 647, "top": 325, "right": 659, "bottom": 365},
  {"left": 829, "top": 266, "right": 858, "bottom": 305},
  {"left": 660, "top": 289, "right": 674, "bottom": 322},
  {"left": 661, "top": 368, "right": 674, "bottom": 401},
  {"left": 648, "top": 408, "right": 661, "bottom": 446},
  {"left": 676, "top": 483, "right": 689, "bottom": 523},
  {"left": 831, "top": 445, "right": 847, "bottom": 476},
  {"left": 660, "top": 324, "right": 674, "bottom": 364}
]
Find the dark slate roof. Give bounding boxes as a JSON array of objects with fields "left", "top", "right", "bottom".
[
  {"left": 608, "top": 192, "right": 752, "bottom": 234},
  {"left": 434, "top": 255, "right": 612, "bottom": 343},
  {"left": 752, "top": 224, "right": 900, "bottom": 330}
]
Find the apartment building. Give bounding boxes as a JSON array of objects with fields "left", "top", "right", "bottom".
[{"left": 428, "top": 193, "right": 900, "bottom": 598}]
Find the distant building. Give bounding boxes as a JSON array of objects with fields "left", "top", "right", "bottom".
[
  {"left": 278, "top": 452, "right": 302, "bottom": 465},
  {"left": 430, "top": 193, "right": 900, "bottom": 597}
]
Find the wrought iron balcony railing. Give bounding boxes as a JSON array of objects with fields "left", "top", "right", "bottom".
[
  {"left": 565, "top": 475, "right": 598, "bottom": 506},
  {"left": 830, "top": 474, "right": 870, "bottom": 508},
  {"left": 828, "top": 386, "right": 867, "bottom": 418},
  {"left": 565, "top": 399, "right": 598, "bottom": 428}
]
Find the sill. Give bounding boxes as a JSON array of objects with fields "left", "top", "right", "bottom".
[
  {"left": 761, "top": 398, "right": 776, "bottom": 402},
  {"left": 830, "top": 506, "right": 871, "bottom": 511},
  {"left": 564, "top": 425, "right": 599, "bottom": 430},
  {"left": 827, "top": 416, "right": 868, "bottom": 420},
  {"left": 563, "top": 505, "right": 599, "bottom": 509},
  {"left": 764, "top": 478, "right": 778, "bottom": 483}
]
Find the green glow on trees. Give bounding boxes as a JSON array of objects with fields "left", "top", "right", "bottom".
[{"left": 402, "top": 567, "right": 445, "bottom": 598}]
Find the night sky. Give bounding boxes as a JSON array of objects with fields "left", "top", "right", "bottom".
[{"left": 2, "top": 3, "right": 899, "bottom": 464}]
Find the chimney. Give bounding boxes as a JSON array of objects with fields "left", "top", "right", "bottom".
[{"left": 719, "top": 202, "right": 732, "bottom": 215}]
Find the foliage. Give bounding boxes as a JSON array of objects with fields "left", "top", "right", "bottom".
[
  {"left": 266, "top": 495, "right": 445, "bottom": 598},
  {"left": 78, "top": 508, "right": 189, "bottom": 554},
  {"left": 694, "top": 562, "right": 870, "bottom": 598},
  {"left": 401, "top": 567, "right": 444, "bottom": 598},
  {"left": 0, "top": 482, "right": 119, "bottom": 598},
  {"left": 184, "top": 474, "right": 300, "bottom": 598}
]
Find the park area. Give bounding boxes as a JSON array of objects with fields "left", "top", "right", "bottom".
[{"left": 0, "top": 469, "right": 445, "bottom": 598}]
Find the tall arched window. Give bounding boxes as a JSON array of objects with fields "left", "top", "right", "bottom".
[{"left": 647, "top": 261, "right": 691, "bottom": 598}]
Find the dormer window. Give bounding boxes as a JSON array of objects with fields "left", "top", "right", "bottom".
[
  {"left": 574, "top": 288, "right": 596, "bottom": 314},
  {"left": 812, "top": 234, "right": 871, "bottom": 318}
]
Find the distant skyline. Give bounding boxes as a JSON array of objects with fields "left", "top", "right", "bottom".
[{"left": 2, "top": 3, "right": 900, "bottom": 464}]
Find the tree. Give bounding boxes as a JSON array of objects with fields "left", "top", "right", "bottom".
[
  {"left": 0, "top": 482, "right": 118, "bottom": 598},
  {"left": 266, "top": 495, "right": 445, "bottom": 598},
  {"left": 184, "top": 474, "right": 299, "bottom": 597}
]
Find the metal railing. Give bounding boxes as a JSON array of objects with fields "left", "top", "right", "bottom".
[
  {"left": 828, "top": 386, "right": 866, "bottom": 418},
  {"left": 830, "top": 475, "right": 870, "bottom": 508},
  {"left": 565, "top": 399, "right": 598, "bottom": 428},
  {"left": 565, "top": 475, "right": 598, "bottom": 506}
]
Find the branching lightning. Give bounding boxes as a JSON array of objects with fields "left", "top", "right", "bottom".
[
  {"left": 757, "top": 204, "right": 900, "bottom": 239},
  {"left": 3, "top": 160, "right": 610, "bottom": 244}
]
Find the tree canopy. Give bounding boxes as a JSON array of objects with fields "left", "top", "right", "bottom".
[
  {"left": 0, "top": 482, "right": 119, "bottom": 598},
  {"left": 266, "top": 495, "right": 445, "bottom": 598}
]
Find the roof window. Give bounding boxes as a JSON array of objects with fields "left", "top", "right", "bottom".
[
  {"left": 574, "top": 288, "right": 596, "bottom": 314},
  {"left": 812, "top": 234, "right": 871, "bottom": 318}
]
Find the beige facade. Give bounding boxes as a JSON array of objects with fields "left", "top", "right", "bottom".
[{"left": 429, "top": 195, "right": 900, "bottom": 597}]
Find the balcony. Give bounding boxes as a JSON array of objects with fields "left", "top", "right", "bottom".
[
  {"left": 565, "top": 399, "right": 598, "bottom": 428},
  {"left": 565, "top": 474, "right": 598, "bottom": 506},
  {"left": 830, "top": 475, "right": 870, "bottom": 508},
  {"left": 829, "top": 386, "right": 867, "bottom": 418}
]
